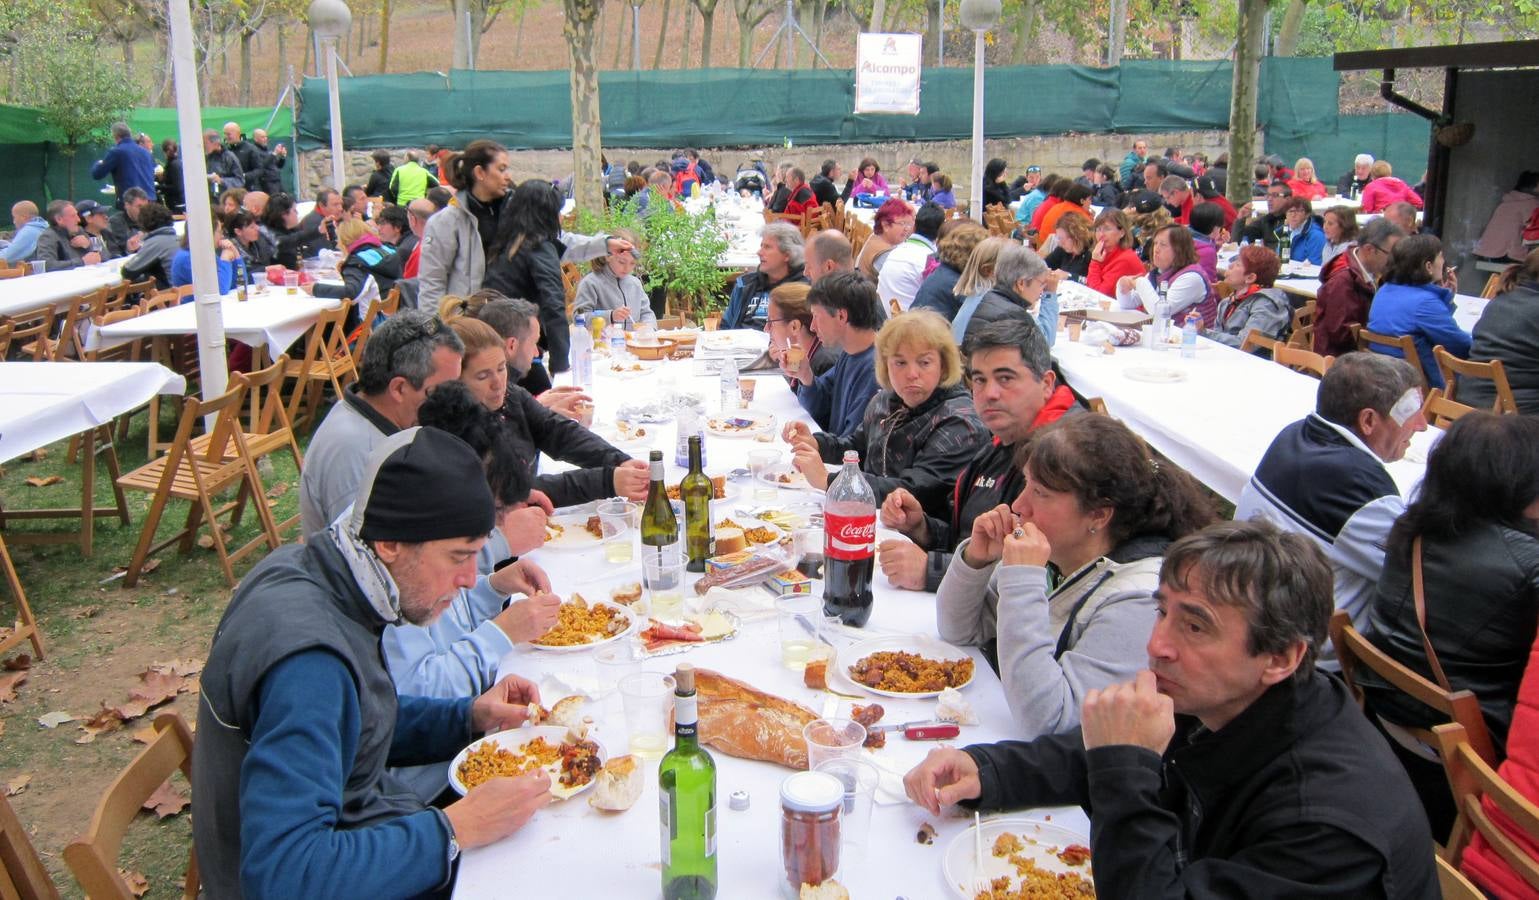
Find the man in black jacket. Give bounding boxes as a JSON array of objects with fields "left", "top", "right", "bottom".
[
  {"left": 810, "top": 160, "right": 842, "bottom": 208},
  {"left": 904, "top": 519, "right": 1438, "bottom": 900},
  {"left": 202, "top": 129, "right": 245, "bottom": 202},
  {"left": 251, "top": 128, "right": 289, "bottom": 195},
  {"left": 298, "top": 188, "right": 343, "bottom": 258},
  {"left": 222, "top": 122, "right": 262, "bottom": 177},
  {"left": 32, "top": 200, "right": 100, "bottom": 270}
]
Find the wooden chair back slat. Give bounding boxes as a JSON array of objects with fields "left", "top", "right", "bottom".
[
  {"left": 1330, "top": 610, "right": 1497, "bottom": 766},
  {"left": 1436, "top": 345, "right": 1517, "bottom": 415},
  {"left": 1357, "top": 328, "right": 1430, "bottom": 392},
  {"left": 1240, "top": 328, "right": 1279, "bottom": 357},
  {"left": 1273, "top": 344, "right": 1334, "bottom": 378},
  {"left": 1435, "top": 722, "right": 1539, "bottom": 892},
  {"left": 0, "top": 794, "right": 61, "bottom": 900},
  {"left": 1422, "top": 388, "right": 1478, "bottom": 430},
  {"left": 63, "top": 713, "right": 197, "bottom": 900},
  {"left": 1, "top": 305, "right": 55, "bottom": 361}
]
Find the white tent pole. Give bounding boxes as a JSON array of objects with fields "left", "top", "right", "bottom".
[{"left": 168, "top": 0, "right": 229, "bottom": 413}]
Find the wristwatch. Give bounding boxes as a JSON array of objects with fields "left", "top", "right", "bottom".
[{"left": 437, "top": 808, "right": 460, "bottom": 867}]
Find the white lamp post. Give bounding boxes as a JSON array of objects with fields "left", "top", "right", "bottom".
[
  {"left": 309, "top": 0, "right": 352, "bottom": 191},
  {"left": 960, "top": 0, "right": 999, "bottom": 223},
  {"left": 631, "top": 0, "right": 644, "bottom": 71}
]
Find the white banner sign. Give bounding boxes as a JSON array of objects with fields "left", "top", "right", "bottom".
[{"left": 854, "top": 33, "right": 922, "bottom": 115}]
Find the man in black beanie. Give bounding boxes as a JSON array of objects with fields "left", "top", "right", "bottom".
[{"left": 194, "top": 427, "right": 550, "bottom": 900}]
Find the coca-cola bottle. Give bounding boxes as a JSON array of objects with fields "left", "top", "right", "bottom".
[{"left": 822, "top": 450, "right": 876, "bottom": 627}]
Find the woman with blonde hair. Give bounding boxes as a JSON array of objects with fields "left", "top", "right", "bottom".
[
  {"left": 313, "top": 215, "right": 403, "bottom": 319},
  {"left": 949, "top": 236, "right": 1011, "bottom": 342},
  {"left": 1359, "top": 160, "right": 1425, "bottom": 214},
  {"left": 1286, "top": 157, "right": 1329, "bottom": 201},
  {"left": 789, "top": 309, "right": 986, "bottom": 518},
  {"left": 573, "top": 226, "right": 654, "bottom": 326}
]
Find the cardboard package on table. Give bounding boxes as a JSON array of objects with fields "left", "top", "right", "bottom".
[{"left": 705, "top": 550, "right": 812, "bottom": 597}]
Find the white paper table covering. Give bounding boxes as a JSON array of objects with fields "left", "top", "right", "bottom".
[
  {"left": 453, "top": 339, "right": 1088, "bottom": 899},
  {"left": 95, "top": 289, "right": 341, "bottom": 352},
  {"left": 0, "top": 361, "right": 185, "bottom": 462},
  {"left": 0, "top": 263, "right": 126, "bottom": 319}
]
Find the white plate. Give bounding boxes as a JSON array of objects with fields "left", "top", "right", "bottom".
[
  {"left": 941, "top": 817, "right": 1092, "bottom": 899},
  {"left": 599, "top": 359, "right": 658, "bottom": 379},
  {"left": 596, "top": 421, "right": 657, "bottom": 448},
  {"left": 448, "top": 726, "right": 609, "bottom": 799},
  {"left": 1123, "top": 365, "right": 1188, "bottom": 383},
  {"left": 836, "top": 634, "right": 976, "bottom": 699},
  {"left": 542, "top": 513, "right": 607, "bottom": 552},
  {"left": 527, "top": 597, "right": 636, "bottom": 652},
  {"left": 698, "top": 330, "right": 769, "bottom": 354},
  {"left": 712, "top": 516, "right": 785, "bottom": 547},
  {"left": 755, "top": 464, "right": 816, "bottom": 491},
  {"left": 706, "top": 409, "right": 774, "bottom": 438}
]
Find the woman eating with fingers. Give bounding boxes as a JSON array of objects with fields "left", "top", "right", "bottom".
[
  {"left": 787, "top": 310, "right": 985, "bottom": 518},
  {"left": 935, "top": 414, "right": 1216, "bottom": 737}
]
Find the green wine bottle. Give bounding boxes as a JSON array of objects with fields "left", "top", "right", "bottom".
[
  {"left": 660, "top": 664, "right": 717, "bottom": 900},
  {"left": 641, "top": 449, "right": 678, "bottom": 552},
  {"left": 641, "top": 450, "right": 684, "bottom": 623},
  {"left": 680, "top": 435, "right": 712, "bottom": 573}
]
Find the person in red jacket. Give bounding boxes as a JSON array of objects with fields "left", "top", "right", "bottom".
[
  {"left": 1158, "top": 175, "right": 1196, "bottom": 225},
  {"left": 782, "top": 167, "right": 818, "bottom": 218},
  {"left": 1086, "top": 208, "right": 1147, "bottom": 298},
  {"left": 1194, "top": 175, "right": 1237, "bottom": 230},
  {"left": 1313, "top": 217, "right": 1405, "bottom": 357}
]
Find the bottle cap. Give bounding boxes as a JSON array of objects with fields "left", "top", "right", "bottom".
[{"left": 729, "top": 790, "right": 750, "bottom": 811}]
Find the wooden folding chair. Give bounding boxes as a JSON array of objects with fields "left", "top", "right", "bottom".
[
  {"left": 1357, "top": 328, "right": 1430, "bottom": 392},
  {"left": 0, "top": 791, "right": 61, "bottom": 899},
  {"left": 1435, "top": 854, "right": 1484, "bottom": 900},
  {"left": 1286, "top": 300, "right": 1317, "bottom": 349},
  {"left": 1085, "top": 397, "right": 1110, "bottom": 416},
  {"left": 115, "top": 382, "right": 279, "bottom": 587},
  {"left": 561, "top": 262, "right": 583, "bottom": 319},
  {"left": 1436, "top": 346, "right": 1517, "bottom": 414},
  {"left": 64, "top": 713, "right": 198, "bottom": 900},
  {"left": 1330, "top": 609, "right": 1497, "bottom": 766},
  {"left": 49, "top": 288, "right": 109, "bottom": 361},
  {"left": 281, "top": 301, "right": 356, "bottom": 433},
  {"left": 1273, "top": 344, "right": 1334, "bottom": 378},
  {"left": 1422, "top": 388, "right": 1478, "bottom": 430},
  {"left": 1240, "top": 328, "right": 1279, "bottom": 357},
  {"left": 1435, "top": 721, "right": 1539, "bottom": 893},
  {"left": 380, "top": 284, "right": 402, "bottom": 316},
  {"left": 194, "top": 357, "right": 303, "bottom": 541},
  {"left": 1480, "top": 272, "right": 1504, "bottom": 300},
  {"left": 2, "top": 305, "right": 56, "bottom": 361},
  {"left": 0, "top": 321, "right": 12, "bottom": 357}
]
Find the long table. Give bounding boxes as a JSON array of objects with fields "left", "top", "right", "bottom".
[
  {"left": 0, "top": 262, "right": 126, "bottom": 319},
  {"left": 95, "top": 288, "right": 342, "bottom": 355},
  {"left": 453, "top": 337, "right": 1088, "bottom": 899}
]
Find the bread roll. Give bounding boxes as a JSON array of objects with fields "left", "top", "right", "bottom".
[
  {"left": 800, "top": 880, "right": 850, "bottom": 900},
  {"left": 694, "top": 669, "right": 817, "bottom": 769},
  {"left": 589, "top": 755, "right": 643, "bottom": 811},
  {"left": 714, "top": 527, "right": 747, "bottom": 555},
  {"left": 547, "top": 695, "right": 587, "bottom": 729}
]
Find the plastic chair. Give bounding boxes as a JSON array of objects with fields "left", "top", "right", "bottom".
[{"left": 63, "top": 713, "right": 198, "bottom": 900}]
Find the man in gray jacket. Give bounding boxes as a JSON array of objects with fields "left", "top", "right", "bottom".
[
  {"left": 32, "top": 200, "right": 101, "bottom": 270},
  {"left": 299, "top": 311, "right": 465, "bottom": 537},
  {"left": 118, "top": 203, "right": 181, "bottom": 288}
]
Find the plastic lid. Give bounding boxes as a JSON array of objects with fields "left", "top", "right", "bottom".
[{"left": 780, "top": 771, "right": 843, "bottom": 813}]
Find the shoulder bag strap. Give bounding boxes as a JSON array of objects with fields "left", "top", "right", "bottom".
[{"left": 1410, "top": 536, "right": 1454, "bottom": 691}]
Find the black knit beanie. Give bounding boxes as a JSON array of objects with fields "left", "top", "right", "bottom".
[{"left": 355, "top": 426, "right": 495, "bottom": 543}]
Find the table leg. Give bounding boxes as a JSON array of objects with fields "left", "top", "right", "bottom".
[
  {"left": 0, "top": 535, "right": 46, "bottom": 659},
  {"left": 79, "top": 426, "right": 94, "bottom": 557}
]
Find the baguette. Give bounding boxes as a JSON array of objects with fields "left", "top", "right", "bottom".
[{"left": 694, "top": 668, "right": 818, "bottom": 769}]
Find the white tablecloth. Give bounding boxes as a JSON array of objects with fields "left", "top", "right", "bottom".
[
  {"left": 454, "top": 340, "right": 1088, "bottom": 899},
  {"left": 1050, "top": 333, "right": 1436, "bottom": 503},
  {"left": 95, "top": 289, "right": 341, "bottom": 352},
  {"left": 0, "top": 263, "right": 126, "bottom": 319},
  {"left": 0, "top": 361, "right": 185, "bottom": 462},
  {"left": 1270, "top": 277, "right": 1488, "bottom": 333}
]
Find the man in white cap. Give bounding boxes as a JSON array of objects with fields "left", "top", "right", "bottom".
[{"left": 1337, "top": 154, "right": 1375, "bottom": 200}]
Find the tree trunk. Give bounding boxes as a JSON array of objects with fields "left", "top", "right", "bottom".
[
  {"left": 1227, "top": 0, "right": 1266, "bottom": 209},
  {"left": 923, "top": 0, "right": 938, "bottom": 65},
  {"left": 469, "top": 5, "right": 485, "bottom": 66},
  {"left": 121, "top": 34, "right": 135, "bottom": 69},
  {"left": 516, "top": 6, "right": 527, "bottom": 54},
  {"left": 868, "top": 0, "right": 885, "bottom": 32},
  {"left": 278, "top": 25, "right": 289, "bottom": 91},
  {"left": 652, "top": 0, "right": 672, "bottom": 67},
  {"left": 1274, "top": 0, "right": 1306, "bottom": 57},
  {"left": 240, "top": 29, "right": 254, "bottom": 105},
  {"left": 813, "top": 0, "right": 827, "bottom": 60},
  {"left": 379, "top": 0, "right": 392, "bottom": 71},
  {"left": 695, "top": 0, "right": 718, "bottom": 66},
  {"left": 1009, "top": 0, "right": 1039, "bottom": 64},
  {"left": 452, "top": 0, "right": 471, "bottom": 68},
  {"left": 564, "top": 0, "right": 605, "bottom": 217},
  {"left": 682, "top": 2, "right": 696, "bottom": 66}
]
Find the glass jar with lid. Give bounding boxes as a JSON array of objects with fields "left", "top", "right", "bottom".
[{"left": 780, "top": 770, "right": 842, "bottom": 897}]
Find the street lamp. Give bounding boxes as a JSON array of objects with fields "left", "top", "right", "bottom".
[
  {"left": 959, "top": 0, "right": 999, "bottom": 223},
  {"left": 309, "top": 0, "right": 352, "bottom": 192},
  {"left": 631, "top": 0, "right": 644, "bottom": 71}
]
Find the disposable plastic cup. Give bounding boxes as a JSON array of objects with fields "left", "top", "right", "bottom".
[
  {"left": 620, "top": 672, "right": 675, "bottom": 759},
  {"left": 283, "top": 271, "right": 300, "bottom": 294},
  {"left": 814, "top": 756, "right": 881, "bottom": 854},
  {"left": 597, "top": 499, "right": 637, "bottom": 565},
  {"left": 803, "top": 718, "right": 866, "bottom": 772},
  {"left": 593, "top": 639, "right": 644, "bottom": 718},
  {"left": 776, "top": 594, "right": 824, "bottom": 670}
]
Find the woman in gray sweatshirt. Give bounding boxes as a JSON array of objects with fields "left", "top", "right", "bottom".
[
  {"left": 572, "top": 227, "right": 655, "bottom": 326},
  {"left": 936, "top": 414, "right": 1216, "bottom": 737}
]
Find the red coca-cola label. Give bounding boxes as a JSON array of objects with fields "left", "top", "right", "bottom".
[{"left": 825, "top": 510, "right": 875, "bottom": 561}]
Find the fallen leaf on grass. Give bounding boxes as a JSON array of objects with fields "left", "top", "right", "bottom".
[
  {"left": 2, "top": 655, "right": 31, "bottom": 672},
  {"left": 143, "top": 779, "right": 189, "bottom": 818},
  {"left": 119, "top": 869, "right": 149, "bottom": 897},
  {"left": 22, "top": 476, "right": 63, "bottom": 487},
  {"left": 130, "top": 725, "right": 158, "bottom": 744},
  {"left": 151, "top": 658, "right": 203, "bottom": 678},
  {"left": 81, "top": 705, "right": 124, "bottom": 738},
  {"left": 267, "top": 481, "right": 289, "bottom": 498},
  {"left": 37, "top": 711, "right": 76, "bottom": 728},
  {"left": 28, "top": 448, "right": 47, "bottom": 461},
  {"left": 0, "top": 670, "right": 28, "bottom": 703},
  {"left": 110, "top": 559, "right": 160, "bottom": 577},
  {"left": 5, "top": 774, "right": 30, "bottom": 796},
  {"left": 109, "top": 668, "right": 192, "bottom": 721},
  {"left": 74, "top": 605, "right": 101, "bottom": 619}
]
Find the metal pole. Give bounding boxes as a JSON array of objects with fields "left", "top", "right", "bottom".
[
  {"left": 326, "top": 39, "right": 345, "bottom": 190},
  {"left": 632, "top": 4, "right": 642, "bottom": 71},
  {"left": 169, "top": 0, "right": 228, "bottom": 410},
  {"left": 970, "top": 27, "right": 985, "bottom": 222}
]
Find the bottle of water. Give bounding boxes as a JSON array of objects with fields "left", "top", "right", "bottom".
[
  {"left": 1151, "top": 284, "right": 1170, "bottom": 352},
  {"left": 571, "top": 314, "right": 594, "bottom": 388},
  {"left": 609, "top": 322, "right": 627, "bottom": 359},
  {"left": 719, "top": 356, "right": 740, "bottom": 414},
  {"left": 1181, "top": 309, "right": 1201, "bottom": 359}
]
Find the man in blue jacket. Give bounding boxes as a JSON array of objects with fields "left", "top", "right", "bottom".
[
  {"left": 1, "top": 201, "right": 47, "bottom": 265},
  {"left": 90, "top": 122, "right": 158, "bottom": 208},
  {"left": 784, "top": 270, "right": 882, "bottom": 441},
  {"left": 193, "top": 426, "right": 550, "bottom": 900}
]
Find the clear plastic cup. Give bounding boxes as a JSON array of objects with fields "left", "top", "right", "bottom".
[
  {"left": 283, "top": 270, "right": 300, "bottom": 294},
  {"left": 776, "top": 594, "right": 824, "bottom": 670},
  {"left": 593, "top": 638, "right": 644, "bottom": 718},
  {"left": 803, "top": 718, "right": 866, "bottom": 771},
  {"left": 814, "top": 756, "right": 881, "bottom": 856},
  {"left": 643, "top": 548, "right": 685, "bottom": 624},
  {"left": 749, "top": 448, "right": 782, "bottom": 502},
  {"left": 620, "top": 672, "right": 675, "bottom": 759},
  {"left": 597, "top": 499, "right": 637, "bottom": 565}
]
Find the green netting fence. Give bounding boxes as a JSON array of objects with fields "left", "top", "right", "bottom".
[{"left": 0, "top": 105, "right": 294, "bottom": 215}]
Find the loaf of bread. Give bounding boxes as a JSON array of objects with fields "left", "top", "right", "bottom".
[
  {"left": 713, "top": 527, "right": 747, "bottom": 555},
  {"left": 694, "top": 668, "right": 818, "bottom": 769}
]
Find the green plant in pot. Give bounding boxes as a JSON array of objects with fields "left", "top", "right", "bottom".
[{"left": 577, "top": 194, "right": 729, "bottom": 324}]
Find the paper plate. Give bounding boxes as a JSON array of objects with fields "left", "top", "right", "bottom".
[
  {"left": 705, "top": 409, "right": 774, "bottom": 438},
  {"left": 448, "top": 726, "right": 609, "bottom": 799},
  {"left": 941, "top": 817, "right": 1092, "bottom": 899}
]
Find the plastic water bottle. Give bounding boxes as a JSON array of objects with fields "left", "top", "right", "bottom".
[
  {"left": 1181, "top": 309, "right": 1201, "bottom": 359},
  {"left": 571, "top": 314, "right": 594, "bottom": 388},
  {"left": 608, "top": 323, "right": 627, "bottom": 359},
  {"left": 719, "top": 356, "right": 740, "bottom": 413},
  {"left": 1151, "top": 284, "right": 1170, "bottom": 352}
]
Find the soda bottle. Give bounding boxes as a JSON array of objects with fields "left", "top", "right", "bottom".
[{"left": 822, "top": 451, "right": 876, "bottom": 627}]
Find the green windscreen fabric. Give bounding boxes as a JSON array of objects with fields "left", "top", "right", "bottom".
[{"left": 1266, "top": 113, "right": 1432, "bottom": 187}]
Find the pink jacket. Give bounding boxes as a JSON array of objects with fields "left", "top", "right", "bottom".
[{"left": 1359, "top": 176, "right": 1424, "bottom": 214}]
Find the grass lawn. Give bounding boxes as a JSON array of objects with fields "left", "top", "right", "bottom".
[{"left": 0, "top": 399, "right": 306, "bottom": 898}]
